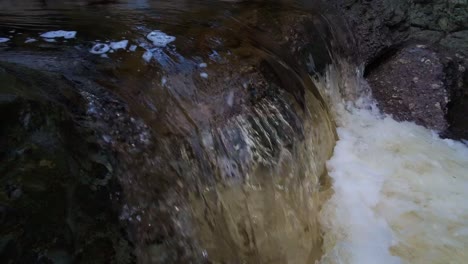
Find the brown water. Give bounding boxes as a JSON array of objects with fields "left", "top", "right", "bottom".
[{"left": 0, "top": 1, "right": 346, "bottom": 263}]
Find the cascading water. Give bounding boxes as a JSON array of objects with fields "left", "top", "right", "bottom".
[
  {"left": 0, "top": 1, "right": 467, "bottom": 264},
  {"left": 315, "top": 60, "right": 468, "bottom": 264}
]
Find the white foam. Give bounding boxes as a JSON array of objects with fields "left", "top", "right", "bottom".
[
  {"left": 40, "top": 30, "right": 76, "bottom": 39},
  {"left": 320, "top": 95, "right": 468, "bottom": 264},
  {"left": 90, "top": 43, "right": 110, "bottom": 54},
  {"left": 43, "top": 38, "right": 56, "bottom": 43},
  {"left": 146, "top": 31, "right": 176, "bottom": 47},
  {"left": 199, "top": 62, "right": 207, "bottom": 68},
  {"left": 200, "top": 72, "right": 208, "bottom": 79},
  {"left": 110, "top": 40, "right": 128, "bottom": 50},
  {"left": 0, "top": 37, "right": 10, "bottom": 43}
]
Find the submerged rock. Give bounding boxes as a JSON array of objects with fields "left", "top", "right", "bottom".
[{"left": 0, "top": 62, "right": 134, "bottom": 264}]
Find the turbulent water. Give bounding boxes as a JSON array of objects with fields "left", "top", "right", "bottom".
[
  {"left": 314, "top": 64, "right": 468, "bottom": 264},
  {"left": 0, "top": 1, "right": 467, "bottom": 264}
]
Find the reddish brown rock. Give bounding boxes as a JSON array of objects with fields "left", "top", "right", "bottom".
[{"left": 366, "top": 44, "right": 449, "bottom": 131}]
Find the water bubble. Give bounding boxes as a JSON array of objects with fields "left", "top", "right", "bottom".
[{"left": 90, "top": 43, "right": 111, "bottom": 54}]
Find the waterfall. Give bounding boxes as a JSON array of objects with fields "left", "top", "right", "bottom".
[{"left": 315, "top": 61, "right": 468, "bottom": 264}]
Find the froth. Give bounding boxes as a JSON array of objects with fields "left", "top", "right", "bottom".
[
  {"left": 320, "top": 104, "right": 468, "bottom": 264},
  {"left": 311, "top": 59, "right": 468, "bottom": 264}
]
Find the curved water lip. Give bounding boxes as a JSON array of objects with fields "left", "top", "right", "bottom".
[{"left": 0, "top": 1, "right": 367, "bottom": 264}]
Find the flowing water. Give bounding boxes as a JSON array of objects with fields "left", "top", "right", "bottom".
[
  {"left": 0, "top": 1, "right": 467, "bottom": 264},
  {"left": 314, "top": 63, "right": 468, "bottom": 264}
]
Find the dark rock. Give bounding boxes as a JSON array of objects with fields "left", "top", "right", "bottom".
[
  {"left": 411, "top": 0, "right": 468, "bottom": 33},
  {"left": 333, "top": 0, "right": 412, "bottom": 64},
  {"left": 440, "top": 30, "right": 468, "bottom": 57},
  {"left": 410, "top": 28, "right": 444, "bottom": 43},
  {"left": 366, "top": 41, "right": 468, "bottom": 139},
  {"left": 334, "top": 0, "right": 467, "bottom": 64},
  {"left": 366, "top": 44, "right": 449, "bottom": 131},
  {"left": 335, "top": 0, "right": 468, "bottom": 138},
  {"left": 443, "top": 53, "right": 468, "bottom": 139}
]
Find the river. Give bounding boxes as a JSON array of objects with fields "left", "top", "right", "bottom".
[{"left": 0, "top": 1, "right": 467, "bottom": 263}]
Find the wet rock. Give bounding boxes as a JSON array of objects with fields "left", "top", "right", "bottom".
[
  {"left": 411, "top": 0, "right": 468, "bottom": 33},
  {"left": 333, "top": 0, "right": 468, "bottom": 64},
  {"left": 239, "top": 8, "right": 337, "bottom": 75},
  {"left": 410, "top": 28, "right": 444, "bottom": 44},
  {"left": 366, "top": 44, "right": 449, "bottom": 131},
  {"left": 443, "top": 53, "right": 468, "bottom": 139},
  {"left": 440, "top": 30, "right": 468, "bottom": 57},
  {"left": 333, "top": 0, "right": 412, "bottom": 64},
  {"left": 335, "top": 0, "right": 468, "bottom": 138},
  {"left": 366, "top": 42, "right": 468, "bottom": 139}
]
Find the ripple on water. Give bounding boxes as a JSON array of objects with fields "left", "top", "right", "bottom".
[{"left": 24, "top": 38, "right": 37, "bottom": 43}]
